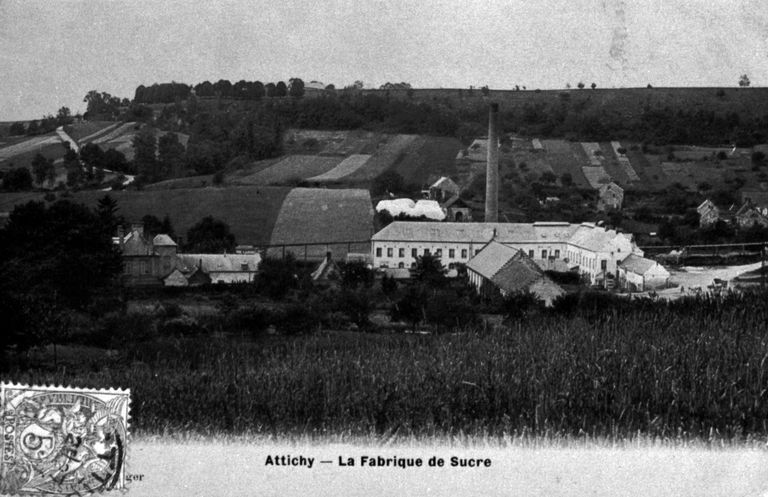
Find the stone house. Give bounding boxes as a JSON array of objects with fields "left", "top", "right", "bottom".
[{"left": 597, "top": 182, "right": 624, "bottom": 211}]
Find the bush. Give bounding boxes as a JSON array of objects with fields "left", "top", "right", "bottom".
[
  {"left": 225, "top": 306, "right": 272, "bottom": 334},
  {"left": 275, "top": 304, "right": 321, "bottom": 334},
  {"left": 158, "top": 315, "right": 205, "bottom": 336}
]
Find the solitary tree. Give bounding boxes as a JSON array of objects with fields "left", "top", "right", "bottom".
[
  {"left": 412, "top": 253, "right": 447, "bottom": 288},
  {"left": 577, "top": 81, "right": 585, "bottom": 89},
  {"left": 739, "top": 74, "right": 751, "bottom": 87},
  {"left": 591, "top": 82, "right": 597, "bottom": 89}
]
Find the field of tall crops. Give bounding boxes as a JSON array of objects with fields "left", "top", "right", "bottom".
[{"left": 5, "top": 291, "right": 768, "bottom": 442}]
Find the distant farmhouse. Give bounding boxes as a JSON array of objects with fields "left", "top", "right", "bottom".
[
  {"left": 734, "top": 199, "right": 768, "bottom": 228},
  {"left": 466, "top": 241, "right": 565, "bottom": 305},
  {"left": 116, "top": 224, "right": 261, "bottom": 286},
  {"left": 371, "top": 221, "right": 658, "bottom": 287},
  {"left": 697, "top": 199, "right": 723, "bottom": 227},
  {"left": 597, "top": 182, "right": 624, "bottom": 211},
  {"left": 698, "top": 198, "right": 768, "bottom": 228}
]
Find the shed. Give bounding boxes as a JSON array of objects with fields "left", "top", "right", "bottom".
[{"left": 617, "top": 254, "right": 670, "bottom": 292}]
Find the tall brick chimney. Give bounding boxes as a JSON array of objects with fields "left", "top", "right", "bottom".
[{"left": 484, "top": 102, "right": 500, "bottom": 222}]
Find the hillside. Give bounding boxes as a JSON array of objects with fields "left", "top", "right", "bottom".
[{"left": 0, "top": 186, "right": 374, "bottom": 260}]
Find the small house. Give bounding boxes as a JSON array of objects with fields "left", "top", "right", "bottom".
[
  {"left": 734, "top": 200, "right": 768, "bottom": 228},
  {"left": 466, "top": 241, "right": 565, "bottom": 306},
  {"left": 697, "top": 199, "right": 721, "bottom": 227},
  {"left": 443, "top": 196, "right": 472, "bottom": 222},
  {"left": 617, "top": 254, "right": 670, "bottom": 292},
  {"left": 597, "top": 182, "right": 624, "bottom": 211},
  {"left": 428, "top": 177, "right": 460, "bottom": 203}
]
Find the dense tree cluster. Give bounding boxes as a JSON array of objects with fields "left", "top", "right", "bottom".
[{"left": 0, "top": 196, "right": 123, "bottom": 353}]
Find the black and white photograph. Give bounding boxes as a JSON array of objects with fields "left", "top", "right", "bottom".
[{"left": 1, "top": 1, "right": 768, "bottom": 495}]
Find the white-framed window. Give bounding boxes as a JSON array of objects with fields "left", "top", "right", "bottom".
[
  {"left": 461, "top": 249, "right": 467, "bottom": 258},
  {"left": 449, "top": 249, "right": 455, "bottom": 258},
  {"left": 387, "top": 247, "right": 393, "bottom": 257},
  {"left": 399, "top": 248, "right": 405, "bottom": 257}
]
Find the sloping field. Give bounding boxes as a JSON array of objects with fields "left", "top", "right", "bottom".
[
  {"left": 611, "top": 141, "right": 640, "bottom": 181},
  {"left": 268, "top": 188, "right": 374, "bottom": 260},
  {"left": 0, "top": 134, "right": 61, "bottom": 162},
  {"left": 597, "top": 141, "right": 631, "bottom": 185},
  {"left": 540, "top": 139, "right": 590, "bottom": 188},
  {"left": 391, "top": 136, "right": 463, "bottom": 186},
  {"left": 629, "top": 151, "right": 666, "bottom": 189},
  {"left": 342, "top": 134, "right": 420, "bottom": 182},
  {"left": 143, "top": 175, "right": 215, "bottom": 190},
  {"left": 307, "top": 154, "right": 371, "bottom": 181},
  {"left": 240, "top": 155, "right": 342, "bottom": 184},
  {"left": 90, "top": 122, "right": 137, "bottom": 144},
  {"left": 581, "top": 166, "right": 611, "bottom": 188},
  {"left": 581, "top": 142, "right": 603, "bottom": 166},
  {"left": 0, "top": 187, "right": 291, "bottom": 245},
  {"left": 64, "top": 121, "right": 117, "bottom": 143}
]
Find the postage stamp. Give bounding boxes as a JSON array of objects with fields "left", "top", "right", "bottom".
[{"left": 0, "top": 383, "right": 130, "bottom": 496}]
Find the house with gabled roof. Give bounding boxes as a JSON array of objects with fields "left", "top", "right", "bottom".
[
  {"left": 617, "top": 254, "right": 670, "bottom": 292},
  {"left": 597, "top": 182, "right": 624, "bottom": 211},
  {"left": 427, "top": 176, "right": 460, "bottom": 203},
  {"left": 466, "top": 241, "right": 564, "bottom": 305},
  {"left": 734, "top": 200, "right": 768, "bottom": 228}
]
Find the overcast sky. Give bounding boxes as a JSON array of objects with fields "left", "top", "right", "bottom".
[{"left": 1, "top": 0, "right": 766, "bottom": 120}]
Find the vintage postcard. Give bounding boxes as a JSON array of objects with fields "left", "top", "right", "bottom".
[{"left": 1, "top": 1, "right": 768, "bottom": 496}]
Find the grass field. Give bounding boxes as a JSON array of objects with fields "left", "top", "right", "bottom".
[
  {"left": 342, "top": 134, "right": 420, "bottom": 182},
  {"left": 0, "top": 140, "right": 68, "bottom": 172},
  {"left": 391, "top": 136, "right": 463, "bottom": 187},
  {"left": 540, "top": 139, "right": 591, "bottom": 188},
  {"left": 268, "top": 188, "right": 374, "bottom": 259},
  {"left": 581, "top": 166, "right": 611, "bottom": 188},
  {"left": 5, "top": 291, "right": 768, "bottom": 440},
  {"left": 0, "top": 186, "right": 292, "bottom": 245},
  {"left": 308, "top": 154, "right": 371, "bottom": 181},
  {"left": 245, "top": 155, "right": 342, "bottom": 184},
  {"left": 0, "top": 133, "right": 63, "bottom": 162},
  {"left": 63, "top": 121, "right": 117, "bottom": 142}
]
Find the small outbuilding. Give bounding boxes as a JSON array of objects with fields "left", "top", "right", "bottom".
[
  {"left": 617, "top": 254, "right": 670, "bottom": 292},
  {"left": 466, "top": 241, "right": 565, "bottom": 306}
]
